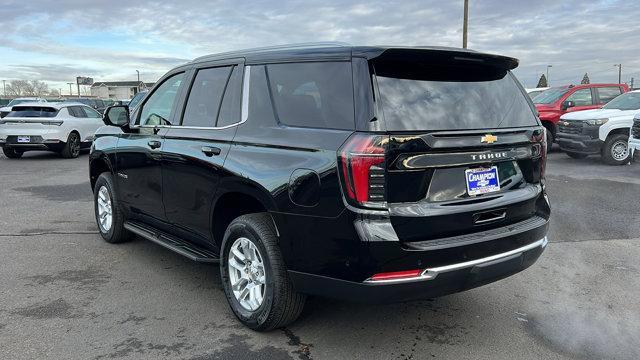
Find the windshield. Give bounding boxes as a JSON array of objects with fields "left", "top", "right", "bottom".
[
  {"left": 129, "top": 91, "right": 147, "bottom": 110},
  {"left": 7, "top": 106, "right": 58, "bottom": 118},
  {"left": 602, "top": 92, "right": 640, "bottom": 110},
  {"left": 375, "top": 66, "right": 538, "bottom": 131},
  {"left": 7, "top": 99, "right": 36, "bottom": 107},
  {"left": 533, "top": 87, "right": 569, "bottom": 104}
]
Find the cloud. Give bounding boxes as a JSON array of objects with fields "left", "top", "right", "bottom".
[{"left": 0, "top": 0, "right": 637, "bottom": 90}]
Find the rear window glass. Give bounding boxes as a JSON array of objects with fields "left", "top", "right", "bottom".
[
  {"left": 533, "top": 87, "right": 569, "bottom": 104},
  {"left": 7, "top": 107, "right": 58, "bottom": 118},
  {"left": 374, "top": 64, "right": 538, "bottom": 131},
  {"left": 597, "top": 87, "right": 622, "bottom": 103},
  {"left": 266, "top": 62, "right": 354, "bottom": 130}
]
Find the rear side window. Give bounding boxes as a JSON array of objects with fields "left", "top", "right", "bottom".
[
  {"left": 597, "top": 87, "right": 622, "bottom": 103},
  {"left": 182, "top": 66, "right": 232, "bottom": 127},
  {"left": 374, "top": 64, "right": 538, "bottom": 131},
  {"left": 84, "top": 107, "right": 101, "bottom": 118},
  {"left": 266, "top": 62, "right": 354, "bottom": 130},
  {"left": 217, "top": 66, "right": 243, "bottom": 127},
  {"left": 566, "top": 89, "right": 593, "bottom": 106},
  {"left": 70, "top": 106, "right": 88, "bottom": 117},
  {"left": 7, "top": 107, "right": 58, "bottom": 118}
]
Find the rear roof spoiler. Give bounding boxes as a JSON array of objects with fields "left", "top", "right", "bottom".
[{"left": 363, "top": 47, "right": 519, "bottom": 71}]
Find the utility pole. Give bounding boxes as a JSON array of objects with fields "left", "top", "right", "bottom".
[
  {"left": 631, "top": 77, "right": 634, "bottom": 90},
  {"left": 67, "top": 82, "right": 74, "bottom": 96},
  {"left": 462, "top": 0, "right": 469, "bottom": 48},
  {"left": 136, "top": 70, "right": 140, "bottom": 82},
  {"left": 614, "top": 64, "right": 622, "bottom": 84},
  {"left": 546, "top": 65, "right": 552, "bottom": 86}
]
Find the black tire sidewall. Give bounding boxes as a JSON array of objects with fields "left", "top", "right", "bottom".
[
  {"left": 94, "top": 174, "right": 116, "bottom": 242},
  {"left": 220, "top": 218, "right": 276, "bottom": 329},
  {"left": 3, "top": 147, "right": 23, "bottom": 158}
]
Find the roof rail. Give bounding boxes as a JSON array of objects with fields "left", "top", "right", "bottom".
[{"left": 193, "top": 42, "right": 351, "bottom": 62}]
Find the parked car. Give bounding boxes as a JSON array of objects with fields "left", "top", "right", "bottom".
[
  {"left": 62, "top": 98, "right": 107, "bottom": 114},
  {"left": 127, "top": 90, "right": 148, "bottom": 111},
  {"left": 556, "top": 90, "right": 640, "bottom": 164},
  {"left": 0, "top": 97, "right": 47, "bottom": 118},
  {"left": 0, "top": 102, "right": 104, "bottom": 158},
  {"left": 534, "top": 83, "right": 629, "bottom": 150},
  {"left": 90, "top": 44, "right": 550, "bottom": 331},
  {"left": 525, "top": 87, "right": 549, "bottom": 99},
  {"left": 629, "top": 114, "right": 640, "bottom": 159}
]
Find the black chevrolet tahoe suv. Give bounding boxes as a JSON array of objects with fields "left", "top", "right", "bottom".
[{"left": 89, "top": 44, "right": 550, "bottom": 331}]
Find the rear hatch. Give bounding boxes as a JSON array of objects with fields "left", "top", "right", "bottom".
[
  {"left": 0, "top": 106, "right": 61, "bottom": 140},
  {"left": 341, "top": 49, "right": 548, "bottom": 243}
]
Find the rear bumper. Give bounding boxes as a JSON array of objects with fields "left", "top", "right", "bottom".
[
  {"left": 289, "top": 236, "right": 547, "bottom": 303},
  {"left": 556, "top": 133, "right": 603, "bottom": 154},
  {"left": 0, "top": 137, "right": 64, "bottom": 151}
]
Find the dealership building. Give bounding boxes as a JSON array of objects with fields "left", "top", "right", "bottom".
[{"left": 90, "top": 81, "right": 154, "bottom": 100}]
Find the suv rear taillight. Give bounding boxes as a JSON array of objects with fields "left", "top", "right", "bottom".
[{"left": 338, "top": 133, "right": 389, "bottom": 209}]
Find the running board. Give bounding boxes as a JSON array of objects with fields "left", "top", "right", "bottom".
[{"left": 124, "top": 221, "right": 219, "bottom": 263}]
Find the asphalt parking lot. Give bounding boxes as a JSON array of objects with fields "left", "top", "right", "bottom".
[{"left": 0, "top": 149, "right": 639, "bottom": 360}]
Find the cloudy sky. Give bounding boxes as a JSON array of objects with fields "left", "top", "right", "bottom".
[{"left": 1, "top": 0, "right": 638, "bottom": 94}]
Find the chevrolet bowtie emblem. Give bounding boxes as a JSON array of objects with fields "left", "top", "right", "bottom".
[{"left": 481, "top": 134, "right": 498, "bottom": 144}]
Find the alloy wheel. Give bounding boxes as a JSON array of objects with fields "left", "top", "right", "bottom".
[
  {"left": 97, "top": 186, "right": 113, "bottom": 232},
  {"left": 228, "top": 237, "right": 266, "bottom": 311},
  {"left": 70, "top": 133, "right": 80, "bottom": 157}
]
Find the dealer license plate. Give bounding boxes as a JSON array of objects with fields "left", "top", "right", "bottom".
[
  {"left": 17, "top": 136, "right": 31, "bottom": 143},
  {"left": 465, "top": 166, "right": 500, "bottom": 196}
]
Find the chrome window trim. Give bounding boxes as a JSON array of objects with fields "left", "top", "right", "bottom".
[{"left": 133, "top": 65, "right": 251, "bottom": 131}]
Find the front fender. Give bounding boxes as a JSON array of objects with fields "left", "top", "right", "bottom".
[{"left": 599, "top": 118, "right": 633, "bottom": 140}]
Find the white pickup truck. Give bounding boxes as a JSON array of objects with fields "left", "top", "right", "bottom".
[{"left": 555, "top": 90, "right": 640, "bottom": 165}]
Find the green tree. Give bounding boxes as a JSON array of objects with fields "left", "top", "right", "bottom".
[
  {"left": 581, "top": 73, "right": 590, "bottom": 84},
  {"left": 536, "top": 74, "right": 548, "bottom": 88}
]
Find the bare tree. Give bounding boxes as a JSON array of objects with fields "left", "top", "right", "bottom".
[
  {"left": 30, "top": 80, "right": 49, "bottom": 96},
  {"left": 6, "top": 80, "right": 30, "bottom": 96},
  {"left": 5, "top": 80, "right": 50, "bottom": 96}
]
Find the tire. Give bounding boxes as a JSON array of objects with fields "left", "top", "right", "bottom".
[
  {"left": 545, "top": 128, "right": 553, "bottom": 153},
  {"left": 94, "top": 172, "right": 132, "bottom": 243},
  {"left": 60, "top": 132, "right": 81, "bottom": 158},
  {"left": 601, "top": 133, "right": 630, "bottom": 165},
  {"left": 566, "top": 151, "right": 588, "bottom": 159},
  {"left": 220, "top": 213, "right": 306, "bottom": 331},
  {"left": 2, "top": 147, "right": 23, "bottom": 159}
]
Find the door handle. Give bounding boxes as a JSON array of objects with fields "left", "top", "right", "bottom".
[
  {"left": 201, "top": 146, "right": 221, "bottom": 157},
  {"left": 147, "top": 140, "right": 162, "bottom": 149}
]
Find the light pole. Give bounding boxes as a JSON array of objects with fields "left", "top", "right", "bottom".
[
  {"left": 67, "top": 82, "right": 74, "bottom": 96},
  {"left": 546, "top": 65, "right": 552, "bottom": 86},
  {"left": 614, "top": 64, "right": 622, "bottom": 84},
  {"left": 136, "top": 70, "right": 140, "bottom": 82},
  {"left": 462, "top": 0, "right": 469, "bottom": 49}
]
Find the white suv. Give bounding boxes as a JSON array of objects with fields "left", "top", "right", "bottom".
[
  {"left": 0, "top": 97, "right": 47, "bottom": 118},
  {"left": 0, "top": 102, "right": 104, "bottom": 159}
]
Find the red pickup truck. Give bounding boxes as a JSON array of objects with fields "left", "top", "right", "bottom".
[{"left": 534, "top": 83, "right": 629, "bottom": 148}]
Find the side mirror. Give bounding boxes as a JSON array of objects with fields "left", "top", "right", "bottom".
[
  {"left": 103, "top": 105, "right": 130, "bottom": 128},
  {"left": 561, "top": 100, "right": 575, "bottom": 111}
]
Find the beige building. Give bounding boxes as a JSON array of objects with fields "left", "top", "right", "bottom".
[{"left": 90, "top": 81, "right": 154, "bottom": 100}]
